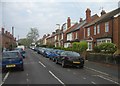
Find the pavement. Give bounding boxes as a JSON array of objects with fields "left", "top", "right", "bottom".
[{"left": 85, "top": 60, "right": 119, "bottom": 82}]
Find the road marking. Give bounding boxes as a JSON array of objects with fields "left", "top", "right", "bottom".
[
  {"left": 83, "top": 77, "right": 86, "bottom": 79},
  {"left": 67, "top": 69, "right": 71, "bottom": 72},
  {"left": 0, "top": 72, "right": 10, "bottom": 86},
  {"left": 95, "top": 75, "right": 119, "bottom": 84},
  {"left": 39, "top": 61, "right": 46, "bottom": 68},
  {"left": 85, "top": 66, "right": 109, "bottom": 76},
  {"left": 3, "top": 72, "right": 9, "bottom": 82},
  {"left": 26, "top": 73, "right": 29, "bottom": 76},
  {"left": 49, "top": 71, "right": 65, "bottom": 85},
  {"left": 91, "top": 81, "right": 96, "bottom": 84},
  {"left": 26, "top": 79, "right": 29, "bottom": 82},
  {"left": 73, "top": 72, "right": 76, "bottom": 75}
]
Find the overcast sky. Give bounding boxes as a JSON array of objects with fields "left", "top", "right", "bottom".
[{"left": 0, "top": 0, "right": 119, "bottom": 40}]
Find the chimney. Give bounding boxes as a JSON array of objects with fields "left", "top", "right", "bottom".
[
  {"left": 67, "top": 17, "right": 71, "bottom": 28},
  {"left": 52, "top": 32, "right": 55, "bottom": 34},
  {"left": 101, "top": 10, "right": 106, "bottom": 16},
  {"left": 12, "top": 26, "right": 14, "bottom": 37},
  {"left": 2, "top": 28, "right": 4, "bottom": 34},
  {"left": 86, "top": 8, "right": 91, "bottom": 23},
  {"left": 5, "top": 31, "right": 7, "bottom": 34},
  {"left": 79, "top": 18, "right": 83, "bottom": 22}
]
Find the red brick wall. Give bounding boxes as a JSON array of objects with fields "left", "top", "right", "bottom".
[{"left": 113, "top": 16, "right": 119, "bottom": 48}]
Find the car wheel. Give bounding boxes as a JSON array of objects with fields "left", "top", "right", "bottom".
[
  {"left": 62, "top": 60, "right": 66, "bottom": 68},
  {"left": 78, "top": 65, "right": 84, "bottom": 69},
  {"left": 20, "top": 66, "right": 24, "bottom": 71}
]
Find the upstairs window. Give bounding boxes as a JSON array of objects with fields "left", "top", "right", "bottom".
[
  {"left": 105, "top": 22, "right": 109, "bottom": 32},
  {"left": 97, "top": 25, "right": 100, "bottom": 34},
  {"left": 94, "top": 25, "right": 96, "bottom": 35},
  {"left": 75, "top": 32, "right": 78, "bottom": 39},
  {"left": 87, "top": 28, "right": 90, "bottom": 36}
]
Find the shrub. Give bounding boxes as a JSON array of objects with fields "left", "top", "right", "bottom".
[
  {"left": 93, "top": 46, "right": 101, "bottom": 53},
  {"left": 99, "top": 43, "right": 117, "bottom": 53}
]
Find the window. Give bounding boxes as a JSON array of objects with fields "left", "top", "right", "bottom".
[
  {"left": 87, "top": 28, "right": 90, "bottom": 36},
  {"left": 75, "top": 32, "right": 78, "bottom": 39},
  {"left": 87, "top": 42, "right": 92, "bottom": 51},
  {"left": 94, "top": 25, "right": 96, "bottom": 35},
  {"left": 105, "top": 22, "right": 109, "bottom": 32},
  {"left": 97, "top": 25, "right": 100, "bottom": 34},
  {"left": 107, "top": 40, "right": 111, "bottom": 43}
]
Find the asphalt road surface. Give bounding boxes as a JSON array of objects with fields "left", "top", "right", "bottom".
[{"left": 1, "top": 49, "right": 119, "bottom": 85}]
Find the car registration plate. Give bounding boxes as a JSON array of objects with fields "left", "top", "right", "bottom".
[
  {"left": 6, "top": 65, "right": 16, "bottom": 68},
  {"left": 73, "top": 62, "right": 80, "bottom": 64}
]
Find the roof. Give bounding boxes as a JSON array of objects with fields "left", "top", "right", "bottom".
[
  {"left": 84, "top": 7, "right": 120, "bottom": 28},
  {"left": 66, "top": 14, "right": 99, "bottom": 33}
]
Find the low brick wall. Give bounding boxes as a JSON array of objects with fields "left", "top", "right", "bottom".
[{"left": 87, "top": 53, "right": 120, "bottom": 64}]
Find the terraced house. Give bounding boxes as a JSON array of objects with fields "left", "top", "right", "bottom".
[
  {"left": 64, "top": 8, "right": 99, "bottom": 48},
  {"left": 84, "top": 8, "right": 120, "bottom": 51},
  {"left": 41, "top": 7, "right": 119, "bottom": 51},
  {"left": 1, "top": 28, "right": 16, "bottom": 50}
]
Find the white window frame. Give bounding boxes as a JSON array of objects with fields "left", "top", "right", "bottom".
[
  {"left": 75, "top": 32, "right": 78, "bottom": 39},
  {"left": 97, "top": 25, "right": 100, "bottom": 34},
  {"left": 105, "top": 22, "right": 109, "bottom": 32},
  {"left": 87, "top": 28, "right": 90, "bottom": 36},
  {"left": 97, "top": 38, "right": 111, "bottom": 45},
  {"left": 94, "top": 25, "right": 96, "bottom": 35},
  {"left": 87, "top": 42, "right": 92, "bottom": 51}
]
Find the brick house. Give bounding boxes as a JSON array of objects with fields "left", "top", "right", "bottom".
[
  {"left": 65, "top": 8, "right": 99, "bottom": 48},
  {"left": 84, "top": 8, "right": 120, "bottom": 51},
  {"left": 46, "top": 32, "right": 56, "bottom": 47},
  {"left": 1, "top": 28, "right": 16, "bottom": 50}
]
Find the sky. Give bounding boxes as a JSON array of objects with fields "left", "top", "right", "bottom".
[{"left": 0, "top": 0, "right": 119, "bottom": 40}]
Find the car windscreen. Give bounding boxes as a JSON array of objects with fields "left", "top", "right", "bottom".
[
  {"left": 66, "top": 52, "right": 80, "bottom": 57},
  {"left": 2, "top": 52, "right": 19, "bottom": 59}
]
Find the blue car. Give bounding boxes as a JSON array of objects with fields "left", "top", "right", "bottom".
[
  {"left": 14, "top": 48, "right": 26, "bottom": 59},
  {"left": 2, "top": 51, "right": 24, "bottom": 71}
]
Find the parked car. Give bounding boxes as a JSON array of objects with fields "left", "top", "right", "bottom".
[
  {"left": 47, "top": 49, "right": 59, "bottom": 60},
  {"left": 14, "top": 48, "right": 26, "bottom": 58},
  {"left": 2, "top": 51, "right": 24, "bottom": 71},
  {"left": 52, "top": 50, "right": 64, "bottom": 62},
  {"left": 43, "top": 48, "right": 53, "bottom": 58},
  {"left": 55, "top": 51, "right": 84, "bottom": 68}
]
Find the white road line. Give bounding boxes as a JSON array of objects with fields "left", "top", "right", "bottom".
[
  {"left": 39, "top": 61, "right": 46, "bottom": 68},
  {"left": 91, "top": 81, "right": 96, "bottom": 84},
  {"left": 26, "top": 79, "right": 29, "bottom": 82},
  {"left": 26, "top": 73, "right": 29, "bottom": 76},
  {"left": 49, "top": 70, "right": 65, "bottom": 85},
  {"left": 83, "top": 77, "right": 86, "bottom": 79},
  {"left": 67, "top": 69, "right": 71, "bottom": 72},
  {"left": 0, "top": 82, "right": 4, "bottom": 86},
  {"left": 96, "top": 75, "right": 119, "bottom": 84},
  {"left": 73, "top": 72, "right": 76, "bottom": 75},
  {"left": 0, "top": 72, "right": 10, "bottom": 86},
  {"left": 3, "top": 72, "right": 9, "bottom": 82},
  {"left": 85, "top": 66, "right": 109, "bottom": 76}
]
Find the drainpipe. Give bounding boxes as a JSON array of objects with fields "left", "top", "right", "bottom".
[{"left": 111, "top": 16, "right": 114, "bottom": 43}]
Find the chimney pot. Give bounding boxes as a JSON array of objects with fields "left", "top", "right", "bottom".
[
  {"left": 2, "top": 28, "right": 4, "bottom": 34},
  {"left": 67, "top": 17, "right": 71, "bottom": 28},
  {"left": 101, "top": 10, "right": 106, "bottom": 16},
  {"left": 79, "top": 18, "right": 83, "bottom": 22},
  {"left": 86, "top": 8, "right": 91, "bottom": 23}
]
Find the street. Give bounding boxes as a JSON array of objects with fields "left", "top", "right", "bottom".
[{"left": 1, "top": 49, "right": 119, "bottom": 85}]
